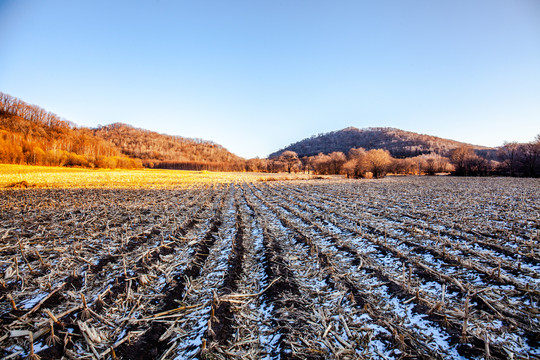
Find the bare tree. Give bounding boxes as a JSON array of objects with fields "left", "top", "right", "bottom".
[
  {"left": 521, "top": 138, "right": 540, "bottom": 177},
  {"left": 418, "top": 153, "right": 451, "bottom": 175},
  {"left": 343, "top": 148, "right": 366, "bottom": 178},
  {"left": 450, "top": 145, "right": 476, "bottom": 176},
  {"left": 329, "top": 152, "right": 347, "bottom": 174},
  {"left": 365, "top": 149, "right": 392, "bottom": 178},
  {"left": 246, "top": 157, "right": 265, "bottom": 172},
  {"left": 450, "top": 145, "right": 496, "bottom": 176},
  {"left": 498, "top": 142, "right": 520, "bottom": 176},
  {"left": 278, "top": 150, "right": 301, "bottom": 173},
  {"left": 300, "top": 156, "right": 311, "bottom": 174},
  {"left": 310, "top": 153, "right": 332, "bottom": 175}
]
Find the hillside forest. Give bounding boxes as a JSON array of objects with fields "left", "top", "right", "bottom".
[
  {"left": 0, "top": 92, "right": 240, "bottom": 171},
  {"left": 1, "top": 92, "right": 539, "bottom": 177}
]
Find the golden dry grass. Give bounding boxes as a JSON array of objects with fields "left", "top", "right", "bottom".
[{"left": 0, "top": 164, "right": 319, "bottom": 189}]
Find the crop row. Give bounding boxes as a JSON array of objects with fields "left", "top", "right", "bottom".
[{"left": 0, "top": 177, "right": 538, "bottom": 359}]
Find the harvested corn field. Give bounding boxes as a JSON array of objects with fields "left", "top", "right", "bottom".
[{"left": 1, "top": 173, "right": 539, "bottom": 359}]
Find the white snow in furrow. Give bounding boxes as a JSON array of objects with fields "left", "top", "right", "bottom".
[
  {"left": 251, "top": 221, "right": 282, "bottom": 359},
  {"left": 267, "top": 190, "right": 465, "bottom": 358},
  {"left": 293, "top": 192, "right": 522, "bottom": 302},
  {"left": 173, "top": 306, "right": 211, "bottom": 359},
  {"left": 297, "top": 189, "right": 524, "bottom": 303},
  {"left": 174, "top": 188, "right": 237, "bottom": 357},
  {"left": 262, "top": 192, "right": 444, "bottom": 357},
  {"left": 286, "top": 182, "right": 540, "bottom": 357},
  {"left": 19, "top": 292, "right": 48, "bottom": 310},
  {"left": 246, "top": 194, "right": 288, "bottom": 357},
  {"left": 251, "top": 189, "right": 365, "bottom": 355},
  {"left": 300, "top": 184, "right": 537, "bottom": 275}
]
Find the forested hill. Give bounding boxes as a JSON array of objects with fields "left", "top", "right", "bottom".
[
  {"left": 270, "top": 127, "right": 495, "bottom": 158},
  {"left": 0, "top": 95, "right": 140, "bottom": 168},
  {"left": 0, "top": 91, "right": 242, "bottom": 170},
  {"left": 93, "top": 123, "right": 243, "bottom": 166}
]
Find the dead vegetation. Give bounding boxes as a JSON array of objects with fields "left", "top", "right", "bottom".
[{"left": 0, "top": 175, "right": 538, "bottom": 359}]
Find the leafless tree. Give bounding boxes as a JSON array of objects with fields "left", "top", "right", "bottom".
[
  {"left": 365, "top": 149, "right": 392, "bottom": 178},
  {"left": 498, "top": 142, "right": 520, "bottom": 176},
  {"left": 278, "top": 151, "right": 301, "bottom": 173},
  {"left": 329, "top": 152, "right": 347, "bottom": 174},
  {"left": 450, "top": 145, "right": 475, "bottom": 176},
  {"left": 343, "top": 148, "right": 366, "bottom": 178},
  {"left": 519, "top": 136, "right": 540, "bottom": 177}
]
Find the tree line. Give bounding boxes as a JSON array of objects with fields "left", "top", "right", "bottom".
[
  {"left": 272, "top": 149, "right": 445, "bottom": 178},
  {"left": 269, "top": 138, "right": 540, "bottom": 178},
  {"left": 494, "top": 140, "right": 540, "bottom": 177},
  {"left": 1, "top": 91, "right": 539, "bottom": 176}
]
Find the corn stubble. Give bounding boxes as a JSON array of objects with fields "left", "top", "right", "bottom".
[{"left": 0, "top": 172, "right": 539, "bottom": 359}]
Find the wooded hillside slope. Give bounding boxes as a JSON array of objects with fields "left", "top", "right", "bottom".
[
  {"left": 0, "top": 93, "right": 140, "bottom": 168},
  {"left": 0, "top": 92, "right": 242, "bottom": 170},
  {"left": 270, "top": 127, "right": 495, "bottom": 158},
  {"left": 94, "top": 123, "right": 243, "bottom": 170}
]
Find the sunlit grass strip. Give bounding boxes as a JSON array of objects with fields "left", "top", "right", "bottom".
[
  {"left": 0, "top": 164, "right": 318, "bottom": 189},
  {"left": 0, "top": 164, "right": 263, "bottom": 189}
]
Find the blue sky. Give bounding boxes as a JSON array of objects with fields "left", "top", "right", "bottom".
[{"left": 1, "top": 0, "right": 539, "bottom": 158}]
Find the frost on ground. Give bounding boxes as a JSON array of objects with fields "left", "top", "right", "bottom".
[{"left": 0, "top": 176, "right": 539, "bottom": 359}]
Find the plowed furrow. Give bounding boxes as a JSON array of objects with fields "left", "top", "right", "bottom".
[{"left": 115, "top": 185, "right": 230, "bottom": 360}]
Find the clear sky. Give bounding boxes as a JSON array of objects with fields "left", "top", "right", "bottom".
[{"left": 1, "top": 0, "right": 539, "bottom": 158}]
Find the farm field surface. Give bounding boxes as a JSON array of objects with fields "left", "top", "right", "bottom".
[{"left": 0, "top": 169, "right": 539, "bottom": 359}]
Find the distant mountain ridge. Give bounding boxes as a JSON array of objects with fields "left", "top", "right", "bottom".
[{"left": 270, "top": 127, "right": 495, "bottom": 158}]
